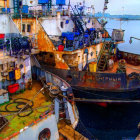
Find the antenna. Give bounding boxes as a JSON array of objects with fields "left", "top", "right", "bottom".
[
  {"left": 68, "top": 0, "right": 71, "bottom": 6},
  {"left": 103, "top": 0, "right": 109, "bottom": 18}
]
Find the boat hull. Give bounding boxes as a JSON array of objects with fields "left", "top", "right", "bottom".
[
  {"left": 42, "top": 67, "right": 140, "bottom": 102},
  {"left": 72, "top": 86, "right": 140, "bottom": 102}
]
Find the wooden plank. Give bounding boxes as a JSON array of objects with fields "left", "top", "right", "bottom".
[{"left": 59, "top": 125, "right": 88, "bottom": 140}]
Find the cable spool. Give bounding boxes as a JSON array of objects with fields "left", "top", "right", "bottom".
[
  {"left": 49, "top": 85, "right": 60, "bottom": 98},
  {"left": 46, "top": 82, "right": 53, "bottom": 88}
]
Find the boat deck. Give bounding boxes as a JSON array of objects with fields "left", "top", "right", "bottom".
[{"left": 0, "top": 81, "right": 52, "bottom": 139}]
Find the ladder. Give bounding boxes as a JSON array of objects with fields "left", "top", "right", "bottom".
[{"left": 97, "top": 43, "right": 109, "bottom": 71}]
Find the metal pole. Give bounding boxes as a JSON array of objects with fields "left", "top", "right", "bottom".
[
  {"left": 21, "top": 11, "right": 22, "bottom": 34},
  {"left": 36, "top": 15, "right": 38, "bottom": 48},
  {"left": 73, "top": 98, "right": 140, "bottom": 103},
  {"left": 4, "top": 0, "right": 7, "bottom": 14}
]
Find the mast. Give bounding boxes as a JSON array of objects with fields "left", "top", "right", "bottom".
[
  {"left": 101, "top": 0, "right": 109, "bottom": 28},
  {"left": 4, "top": 0, "right": 7, "bottom": 13},
  {"left": 103, "top": 0, "right": 108, "bottom": 19},
  {"left": 68, "top": 0, "right": 70, "bottom": 16},
  {"left": 20, "top": 0, "right": 23, "bottom": 34}
]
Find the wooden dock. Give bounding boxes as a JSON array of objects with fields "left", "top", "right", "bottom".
[{"left": 59, "top": 125, "right": 88, "bottom": 140}]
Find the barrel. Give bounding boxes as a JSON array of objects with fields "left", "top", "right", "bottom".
[
  {"left": 8, "top": 83, "right": 19, "bottom": 94},
  {"left": 0, "top": 34, "right": 5, "bottom": 39},
  {"left": 58, "top": 45, "right": 64, "bottom": 51},
  {"left": 89, "top": 62, "right": 97, "bottom": 72}
]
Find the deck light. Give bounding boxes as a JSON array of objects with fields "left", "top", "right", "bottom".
[{"left": 129, "top": 37, "right": 140, "bottom": 44}]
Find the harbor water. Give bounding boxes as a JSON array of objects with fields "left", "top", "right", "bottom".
[{"left": 75, "top": 19, "right": 140, "bottom": 140}]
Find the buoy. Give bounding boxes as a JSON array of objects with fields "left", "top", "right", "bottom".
[{"left": 58, "top": 45, "right": 64, "bottom": 51}]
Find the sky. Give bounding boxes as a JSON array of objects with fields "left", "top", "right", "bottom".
[
  {"left": 69, "top": 0, "right": 140, "bottom": 15},
  {"left": 24, "top": 0, "right": 140, "bottom": 15}
]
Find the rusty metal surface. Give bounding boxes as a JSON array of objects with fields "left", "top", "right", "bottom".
[{"left": 42, "top": 66, "right": 140, "bottom": 91}]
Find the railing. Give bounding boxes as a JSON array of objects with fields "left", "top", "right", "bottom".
[{"left": 32, "top": 65, "right": 79, "bottom": 126}]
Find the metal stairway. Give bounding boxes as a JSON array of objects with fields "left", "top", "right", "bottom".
[
  {"left": 97, "top": 43, "right": 110, "bottom": 71},
  {"left": 97, "top": 54, "right": 107, "bottom": 71}
]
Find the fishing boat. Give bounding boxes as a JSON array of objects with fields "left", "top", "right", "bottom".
[
  {"left": 0, "top": 12, "right": 83, "bottom": 140},
  {"left": 7, "top": 0, "right": 140, "bottom": 102}
]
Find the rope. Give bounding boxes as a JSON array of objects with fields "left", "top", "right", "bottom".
[
  {"left": 2, "top": 104, "right": 53, "bottom": 117},
  {"left": 0, "top": 98, "right": 34, "bottom": 117},
  {"left": 0, "top": 86, "right": 45, "bottom": 131}
]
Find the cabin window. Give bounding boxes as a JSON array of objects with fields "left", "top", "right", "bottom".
[
  {"left": 22, "top": 24, "right": 25, "bottom": 32},
  {"left": 38, "top": 128, "right": 51, "bottom": 140},
  {"left": 27, "top": 24, "right": 31, "bottom": 32},
  {"left": 60, "top": 21, "right": 64, "bottom": 28}
]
